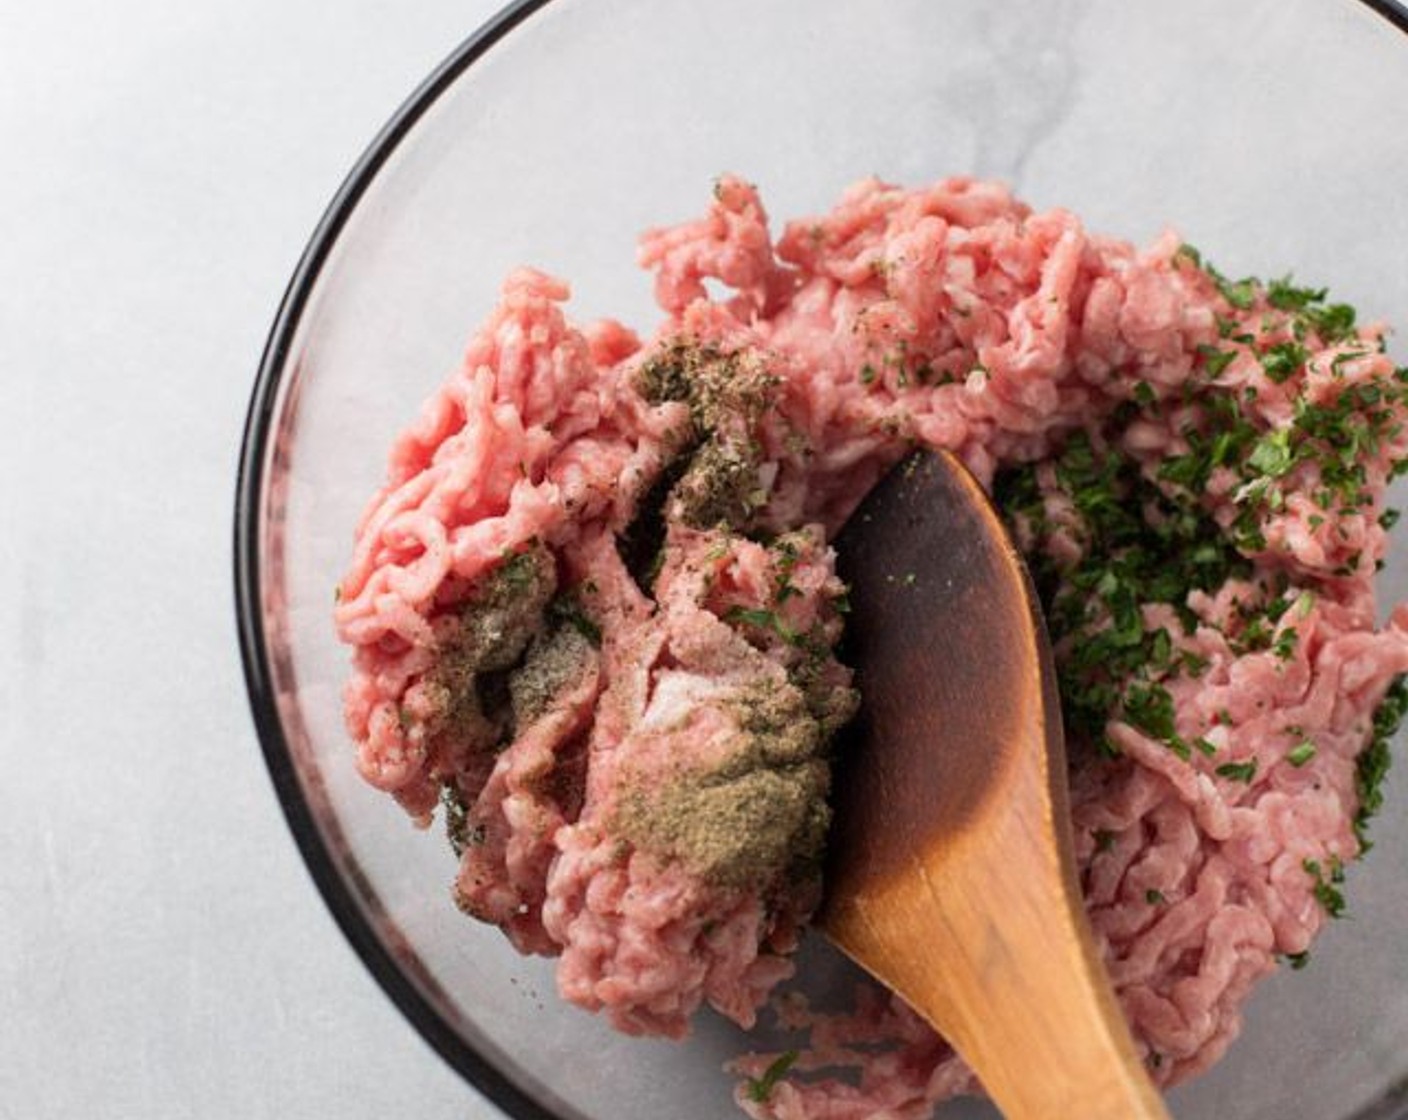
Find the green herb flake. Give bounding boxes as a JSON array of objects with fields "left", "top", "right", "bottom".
[
  {"left": 1261, "top": 341, "right": 1308, "bottom": 385},
  {"left": 1123, "top": 683, "right": 1177, "bottom": 742},
  {"left": 1218, "top": 276, "right": 1257, "bottom": 311},
  {"left": 1215, "top": 759, "right": 1259, "bottom": 783},
  {"left": 1145, "top": 889, "right": 1166, "bottom": 905},
  {"left": 1173, "top": 243, "right": 1203, "bottom": 269},
  {"left": 1267, "top": 276, "right": 1327, "bottom": 313},
  {"left": 1287, "top": 741, "right": 1318, "bottom": 768},
  {"left": 1148, "top": 628, "right": 1173, "bottom": 667},
  {"left": 1245, "top": 428, "right": 1297, "bottom": 479},
  {"left": 1272, "top": 628, "right": 1299, "bottom": 661},
  {"left": 745, "top": 1051, "right": 800, "bottom": 1103},
  {"left": 1356, "top": 676, "right": 1406, "bottom": 850},
  {"left": 1197, "top": 345, "right": 1237, "bottom": 378},
  {"left": 727, "top": 606, "right": 783, "bottom": 630},
  {"left": 996, "top": 427, "right": 1254, "bottom": 758},
  {"left": 724, "top": 605, "right": 810, "bottom": 649},
  {"left": 1182, "top": 651, "right": 1212, "bottom": 677},
  {"left": 1303, "top": 857, "right": 1347, "bottom": 919},
  {"left": 1305, "top": 302, "right": 1357, "bottom": 344}
]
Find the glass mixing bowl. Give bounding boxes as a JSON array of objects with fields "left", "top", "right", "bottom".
[{"left": 235, "top": 1, "right": 1408, "bottom": 1117}]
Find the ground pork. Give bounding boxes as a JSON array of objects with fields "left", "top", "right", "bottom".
[{"left": 335, "top": 175, "right": 1408, "bottom": 1118}]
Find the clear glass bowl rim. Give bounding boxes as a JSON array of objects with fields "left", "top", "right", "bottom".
[{"left": 233, "top": 2, "right": 1408, "bottom": 1117}]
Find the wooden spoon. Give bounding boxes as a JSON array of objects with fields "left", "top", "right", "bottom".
[{"left": 820, "top": 449, "right": 1170, "bottom": 1120}]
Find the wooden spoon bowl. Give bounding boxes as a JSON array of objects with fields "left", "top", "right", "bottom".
[{"left": 820, "top": 449, "right": 1169, "bottom": 1120}]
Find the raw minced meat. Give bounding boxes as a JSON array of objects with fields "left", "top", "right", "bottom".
[{"left": 335, "top": 174, "right": 1408, "bottom": 1118}]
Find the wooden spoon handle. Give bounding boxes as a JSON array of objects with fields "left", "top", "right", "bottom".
[
  {"left": 822, "top": 451, "right": 1169, "bottom": 1118},
  {"left": 833, "top": 743, "right": 1170, "bottom": 1119}
]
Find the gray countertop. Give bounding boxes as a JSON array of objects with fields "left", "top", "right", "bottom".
[
  {"left": 9, "top": 3, "right": 1408, "bottom": 1119},
  {"left": 1, "top": 2, "right": 503, "bottom": 1116}
]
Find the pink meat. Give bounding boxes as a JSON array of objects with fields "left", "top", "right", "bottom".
[
  {"left": 541, "top": 525, "right": 848, "bottom": 1037},
  {"left": 336, "top": 174, "right": 1408, "bottom": 1120}
]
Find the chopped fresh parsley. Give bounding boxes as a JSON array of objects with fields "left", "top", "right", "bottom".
[
  {"left": 1286, "top": 740, "right": 1318, "bottom": 768},
  {"left": 1182, "top": 651, "right": 1212, "bottom": 677},
  {"left": 727, "top": 605, "right": 789, "bottom": 632},
  {"left": 1356, "top": 675, "right": 1407, "bottom": 851},
  {"left": 996, "top": 430, "right": 1248, "bottom": 756},
  {"left": 1123, "top": 682, "right": 1176, "bottom": 741},
  {"left": 772, "top": 536, "right": 803, "bottom": 603},
  {"left": 1304, "top": 301, "right": 1358, "bottom": 344},
  {"left": 1197, "top": 344, "right": 1237, "bottom": 378},
  {"left": 1260, "top": 341, "right": 1308, "bottom": 385},
  {"left": 1267, "top": 276, "right": 1327, "bottom": 313},
  {"left": 992, "top": 255, "right": 1408, "bottom": 870},
  {"left": 723, "top": 605, "right": 821, "bottom": 654},
  {"left": 1304, "top": 857, "right": 1347, "bottom": 919},
  {"left": 1215, "top": 759, "right": 1258, "bottom": 784},
  {"left": 1245, "top": 428, "right": 1295, "bottom": 478},
  {"left": 1173, "top": 243, "right": 1203, "bottom": 269},
  {"left": 745, "top": 1051, "right": 800, "bottom": 1103},
  {"left": 1271, "top": 627, "right": 1299, "bottom": 661},
  {"left": 1182, "top": 255, "right": 1359, "bottom": 346},
  {"left": 1217, "top": 275, "right": 1257, "bottom": 311}
]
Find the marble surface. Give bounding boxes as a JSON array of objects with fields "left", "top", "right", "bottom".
[{"left": 0, "top": 2, "right": 503, "bottom": 1116}]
